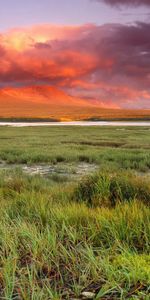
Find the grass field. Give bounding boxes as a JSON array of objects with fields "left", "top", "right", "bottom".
[
  {"left": 0, "top": 126, "right": 150, "bottom": 171},
  {"left": 0, "top": 126, "right": 149, "bottom": 299}
]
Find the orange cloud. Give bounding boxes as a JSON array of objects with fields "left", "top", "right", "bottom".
[
  {"left": 0, "top": 23, "right": 150, "bottom": 109},
  {"left": 2, "top": 24, "right": 95, "bottom": 51}
]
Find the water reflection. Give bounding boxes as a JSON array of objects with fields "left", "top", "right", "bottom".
[{"left": 0, "top": 121, "right": 150, "bottom": 127}]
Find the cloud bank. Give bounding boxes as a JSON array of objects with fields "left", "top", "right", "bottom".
[{"left": 0, "top": 22, "right": 150, "bottom": 109}]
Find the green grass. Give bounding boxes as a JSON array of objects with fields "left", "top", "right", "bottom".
[
  {"left": 74, "top": 171, "right": 150, "bottom": 207},
  {"left": 0, "top": 168, "right": 149, "bottom": 299},
  {"left": 0, "top": 126, "right": 150, "bottom": 172},
  {"left": 0, "top": 126, "right": 149, "bottom": 299}
]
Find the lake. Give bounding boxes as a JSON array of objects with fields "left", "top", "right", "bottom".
[{"left": 0, "top": 121, "right": 150, "bottom": 127}]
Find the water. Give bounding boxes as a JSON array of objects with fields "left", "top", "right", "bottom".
[
  {"left": 0, "top": 162, "right": 98, "bottom": 179},
  {"left": 0, "top": 121, "right": 150, "bottom": 127}
]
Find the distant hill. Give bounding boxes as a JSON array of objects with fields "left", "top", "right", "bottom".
[{"left": 0, "top": 85, "right": 150, "bottom": 121}]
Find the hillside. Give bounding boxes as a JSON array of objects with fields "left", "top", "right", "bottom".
[{"left": 0, "top": 86, "right": 150, "bottom": 120}]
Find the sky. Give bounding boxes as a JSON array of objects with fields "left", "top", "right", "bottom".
[
  {"left": 0, "top": 0, "right": 150, "bottom": 110},
  {"left": 0, "top": 0, "right": 149, "bottom": 30}
]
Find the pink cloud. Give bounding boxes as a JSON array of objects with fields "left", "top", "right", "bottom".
[{"left": 0, "top": 23, "right": 150, "bottom": 109}]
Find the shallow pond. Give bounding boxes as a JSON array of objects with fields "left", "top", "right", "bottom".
[{"left": 0, "top": 162, "right": 98, "bottom": 179}]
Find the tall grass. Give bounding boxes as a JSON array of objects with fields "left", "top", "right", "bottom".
[
  {"left": 0, "top": 169, "right": 149, "bottom": 299},
  {"left": 74, "top": 171, "right": 150, "bottom": 207}
]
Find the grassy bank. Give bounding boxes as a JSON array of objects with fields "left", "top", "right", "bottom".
[{"left": 0, "top": 126, "right": 149, "bottom": 299}]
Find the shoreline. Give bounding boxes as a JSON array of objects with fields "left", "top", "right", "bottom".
[{"left": 1, "top": 121, "right": 150, "bottom": 127}]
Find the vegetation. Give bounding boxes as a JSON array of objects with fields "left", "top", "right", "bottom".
[
  {"left": 0, "top": 126, "right": 149, "bottom": 299},
  {"left": 1, "top": 117, "right": 150, "bottom": 122},
  {"left": 0, "top": 118, "right": 60, "bottom": 122},
  {"left": 0, "top": 126, "right": 150, "bottom": 172},
  {"left": 74, "top": 171, "right": 150, "bottom": 207}
]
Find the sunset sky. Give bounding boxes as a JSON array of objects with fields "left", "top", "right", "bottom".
[{"left": 0, "top": 0, "right": 150, "bottom": 113}]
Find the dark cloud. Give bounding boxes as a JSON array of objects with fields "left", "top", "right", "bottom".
[
  {"left": 0, "top": 45, "right": 6, "bottom": 57},
  {"left": 94, "top": 0, "right": 150, "bottom": 6},
  {"left": 33, "top": 42, "right": 52, "bottom": 50}
]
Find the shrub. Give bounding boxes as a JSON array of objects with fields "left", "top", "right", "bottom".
[{"left": 73, "top": 171, "right": 150, "bottom": 207}]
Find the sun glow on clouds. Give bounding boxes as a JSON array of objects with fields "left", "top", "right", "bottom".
[{"left": 0, "top": 23, "right": 150, "bottom": 109}]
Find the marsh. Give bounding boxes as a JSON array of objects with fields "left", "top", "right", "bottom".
[{"left": 0, "top": 126, "right": 149, "bottom": 299}]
